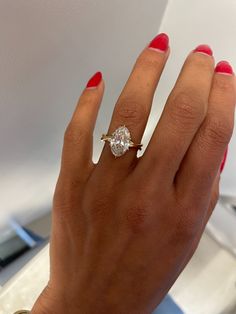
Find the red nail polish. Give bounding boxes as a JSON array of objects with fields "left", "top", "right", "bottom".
[
  {"left": 215, "top": 61, "right": 234, "bottom": 75},
  {"left": 148, "top": 33, "right": 169, "bottom": 52},
  {"left": 220, "top": 146, "right": 228, "bottom": 173},
  {"left": 193, "top": 44, "right": 213, "bottom": 56},
  {"left": 86, "top": 71, "right": 102, "bottom": 88}
]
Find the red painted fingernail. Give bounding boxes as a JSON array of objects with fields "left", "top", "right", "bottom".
[
  {"left": 215, "top": 61, "right": 234, "bottom": 75},
  {"left": 193, "top": 44, "right": 213, "bottom": 56},
  {"left": 86, "top": 71, "right": 102, "bottom": 89},
  {"left": 148, "top": 33, "right": 169, "bottom": 52},
  {"left": 220, "top": 146, "right": 228, "bottom": 173}
]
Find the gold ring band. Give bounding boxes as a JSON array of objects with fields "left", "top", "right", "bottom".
[{"left": 101, "top": 134, "right": 142, "bottom": 149}]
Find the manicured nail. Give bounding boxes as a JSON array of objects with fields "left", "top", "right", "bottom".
[
  {"left": 193, "top": 44, "right": 213, "bottom": 56},
  {"left": 86, "top": 71, "right": 102, "bottom": 89},
  {"left": 220, "top": 146, "right": 228, "bottom": 173},
  {"left": 148, "top": 33, "right": 169, "bottom": 52},
  {"left": 215, "top": 61, "right": 234, "bottom": 75}
]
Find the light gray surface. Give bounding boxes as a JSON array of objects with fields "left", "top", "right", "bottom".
[{"left": 0, "top": 241, "right": 48, "bottom": 287}]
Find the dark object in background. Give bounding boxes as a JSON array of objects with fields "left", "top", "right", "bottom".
[
  {"left": 0, "top": 212, "right": 51, "bottom": 270},
  {"left": 0, "top": 235, "right": 30, "bottom": 268}
]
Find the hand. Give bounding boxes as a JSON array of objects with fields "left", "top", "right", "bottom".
[{"left": 31, "top": 33, "right": 235, "bottom": 314}]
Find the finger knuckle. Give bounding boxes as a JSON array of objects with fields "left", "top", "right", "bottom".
[
  {"left": 64, "top": 123, "right": 88, "bottom": 145},
  {"left": 190, "top": 55, "right": 214, "bottom": 72},
  {"left": 115, "top": 98, "right": 147, "bottom": 127},
  {"left": 85, "top": 192, "right": 111, "bottom": 223},
  {"left": 53, "top": 196, "right": 74, "bottom": 224},
  {"left": 172, "top": 199, "right": 203, "bottom": 240},
  {"left": 136, "top": 52, "right": 163, "bottom": 70},
  {"left": 53, "top": 188, "right": 71, "bottom": 213},
  {"left": 169, "top": 91, "right": 205, "bottom": 125},
  {"left": 82, "top": 92, "right": 98, "bottom": 105},
  {"left": 214, "top": 76, "right": 233, "bottom": 92},
  {"left": 125, "top": 204, "right": 151, "bottom": 233},
  {"left": 202, "top": 117, "right": 233, "bottom": 146},
  {"left": 176, "top": 210, "right": 201, "bottom": 240}
]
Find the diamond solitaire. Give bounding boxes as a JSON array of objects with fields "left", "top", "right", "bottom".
[{"left": 101, "top": 125, "right": 143, "bottom": 157}]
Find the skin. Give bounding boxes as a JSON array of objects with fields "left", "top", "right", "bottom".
[{"left": 31, "top": 40, "right": 236, "bottom": 314}]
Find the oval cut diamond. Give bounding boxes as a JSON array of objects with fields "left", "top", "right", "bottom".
[{"left": 110, "top": 126, "right": 131, "bottom": 157}]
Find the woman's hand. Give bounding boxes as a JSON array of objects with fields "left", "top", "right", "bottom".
[{"left": 31, "top": 33, "right": 235, "bottom": 314}]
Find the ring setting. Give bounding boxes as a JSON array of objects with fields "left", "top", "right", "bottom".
[{"left": 101, "top": 125, "right": 143, "bottom": 157}]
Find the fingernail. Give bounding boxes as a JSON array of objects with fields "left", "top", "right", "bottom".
[
  {"left": 220, "top": 146, "right": 228, "bottom": 173},
  {"left": 86, "top": 71, "right": 102, "bottom": 89},
  {"left": 215, "top": 61, "right": 234, "bottom": 75},
  {"left": 193, "top": 44, "right": 213, "bottom": 56},
  {"left": 148, "top": 33, "right": 169, "bottom": 52}
]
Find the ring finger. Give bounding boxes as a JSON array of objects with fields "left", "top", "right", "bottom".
[{"left": 98, "top": 33, "right": 170, "bottom": 171}]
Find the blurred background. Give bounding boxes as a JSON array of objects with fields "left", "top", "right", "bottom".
[{"left": 0, "top": 0, "right": 236, "bottom": 313}]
